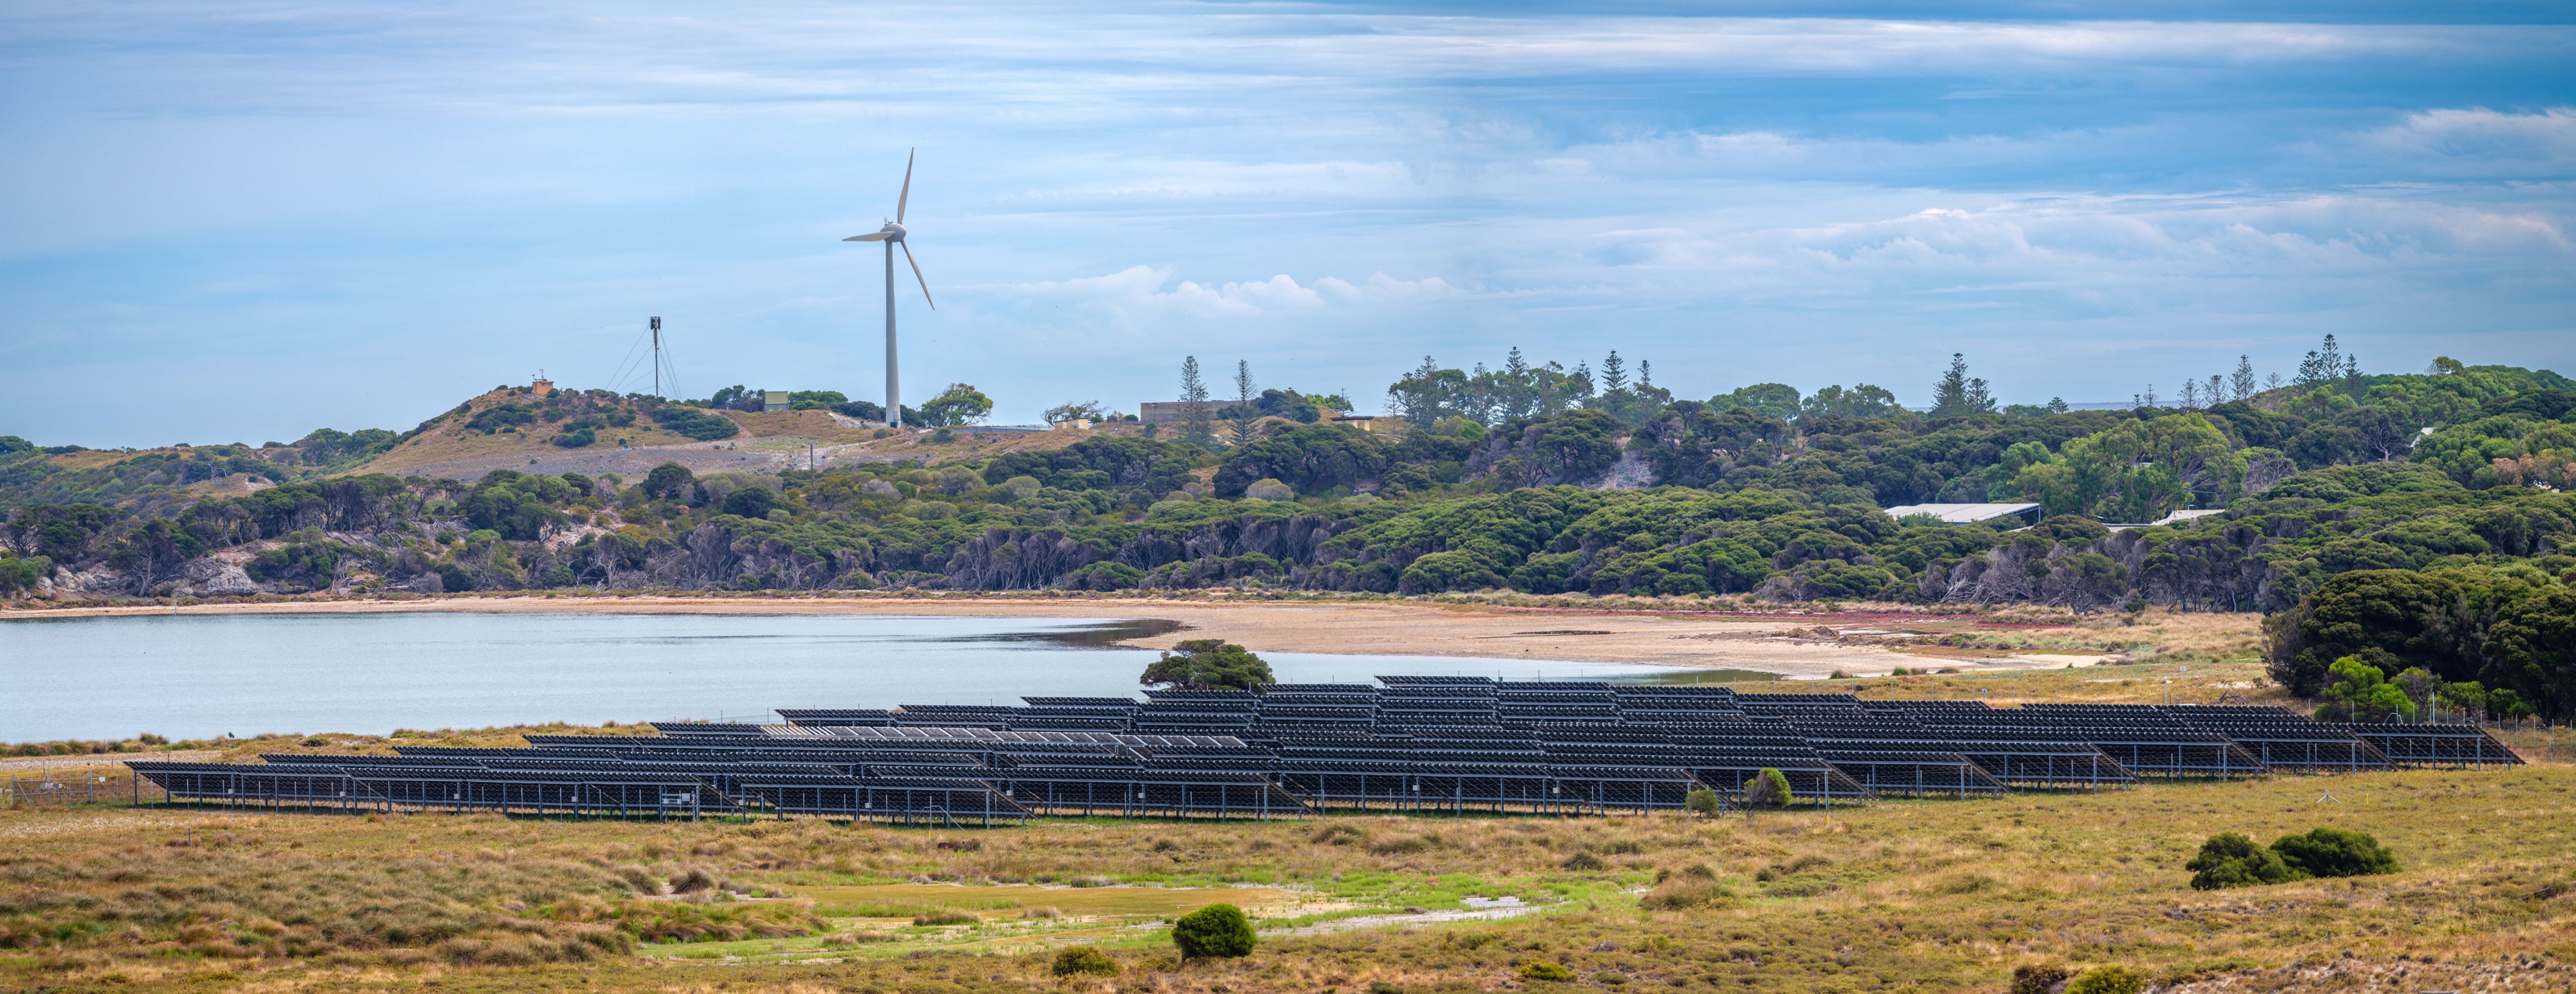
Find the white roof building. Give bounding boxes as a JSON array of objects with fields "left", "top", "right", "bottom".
[{"left": 1881, "top": 502, "right": 2043, "bottom": 525}]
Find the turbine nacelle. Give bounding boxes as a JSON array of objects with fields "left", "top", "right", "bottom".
[{"left": 844, "top": 221, "right": 905, "bottom": 244}]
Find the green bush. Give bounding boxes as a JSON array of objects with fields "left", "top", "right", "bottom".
[
  {"left": 2186, "top": 832, "right": 2305, "bottom": 889},
  {"left": 1520, "top": 961, "right": 1575, "bottom": 982},
  {"left": 2185, "top": 828, "right": 2398, "bottom": 888},
  {"left": 652, "top": 407, "right": 740, "bottom": 441},
  {"left": 1051, "top": 945, "right": 1119, "bottom": 976},
  {"left": 2064, "top": 964, "right": 2146, "bottom": 994},
  {"left": 1744, "top": 768, "right": 1793, "bottom": 808},
  {"left": 1169, "top": 903, "right": 1256, "bottom": 959},
  {"left": 1683, "top": 787, "right": 1722, "bottom": 816},
  {"left": 2270, "top": 827, "right": 2399, "bottom": 879}
]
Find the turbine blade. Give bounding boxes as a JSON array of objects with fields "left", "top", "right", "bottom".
[
  {"left": 901, "top": 240, "right": 934, "bottom": 309},
  {"left": 896, "top": 148, "right": 914, "bottom": 223},
  {"left": 843, "top": 232, "right": 889, "bottom": 242}
]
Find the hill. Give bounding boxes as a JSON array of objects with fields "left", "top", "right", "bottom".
[{"left": 346, "top": 386, "right": 1134, "bottom": 482}]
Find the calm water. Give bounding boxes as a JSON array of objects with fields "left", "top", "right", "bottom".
[{"left": 0, "top": 612, "right": 1681, "bottom": 741}]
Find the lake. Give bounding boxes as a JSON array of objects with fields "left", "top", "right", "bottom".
[{"left": 0, "top": 612, "right": 1687, "bottom": 742}]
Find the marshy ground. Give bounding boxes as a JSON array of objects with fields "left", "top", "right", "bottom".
[{"left": 5, "top": 661, "right": 2571, "bottom": 993}]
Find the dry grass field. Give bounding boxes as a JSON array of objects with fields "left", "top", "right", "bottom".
[{"left": 5, "top": 662, "right": 2571, "bottom": 994}]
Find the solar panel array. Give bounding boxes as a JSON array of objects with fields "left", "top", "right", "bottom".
[{"left": 131, "top": 682, "right": 2518, "bottom": 824}]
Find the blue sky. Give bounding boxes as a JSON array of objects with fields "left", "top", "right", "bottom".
[{"left": 2, "top": 1, "right": 2572, "bottom": 447}]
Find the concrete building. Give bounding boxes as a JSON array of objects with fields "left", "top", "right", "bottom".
[{"left": 762, "top": 390, "right": 789, "bottom": 412}]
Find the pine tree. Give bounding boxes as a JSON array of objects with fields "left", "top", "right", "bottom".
[
  {"left": 2179, "top": 380, "right": 2201, "bottom": 409},
  {"left": 1931, "top": 353, "right": 1992, "bottom": 416},
  {"left": 1601, "top": 351, "right": 1628, "bottom": 394},
  {"left": 1223, "top": 361, "right": 1259, "bottom": 444},
  {"left": 1179, "top": 356, "right": 1215, "bottom": 451},
  {"left": 2230, "top": 355, "right": 2257, "bottom": 402},
  {"left": 1501, "top": 347, "right": 1533, "bottom": 420},
  {"left": 2295, "top": 334, "right": 2343, "bottom": 390}
]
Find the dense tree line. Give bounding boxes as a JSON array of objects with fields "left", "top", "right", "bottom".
[{"left": 6, "top": 349, "right": 2572, "bottom": 705}]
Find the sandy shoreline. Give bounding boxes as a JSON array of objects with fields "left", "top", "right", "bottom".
[{"left": 2, "top": 595, "right": 2114, "bottom": 679}]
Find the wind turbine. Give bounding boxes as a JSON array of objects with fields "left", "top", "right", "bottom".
[{"left": 843, "top": 148, "right": 934, "bottom": 428}]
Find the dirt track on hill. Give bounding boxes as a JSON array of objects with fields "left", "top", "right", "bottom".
[{"left": 0, "top": 595, "right": 2124, "bottom": 679}]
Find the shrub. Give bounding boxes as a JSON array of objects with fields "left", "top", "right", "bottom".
[
  {"left": 2009, "top": 963, "right": 2070, "bottom": 994},
  {"left": 651, "top": 407, "right": 739, "bottom": 441},
  {"left": 2064, "top": 965, "right": 2146, "bottom": 994},
  {"left": 1052, "top": 945, "right": 1119, "bottom": 977},
  {"left": 2271, "top": 827, "right": 2398, "bottom": 879},
  {"left": 2185, "top": 833, "right": 2304, "bottom": 890},
  {"left": 1683, "top": 788, "right": 1723, "bottom": 816},
  {"left": 1744, "top": 768, "right": 1793, "bottom": 808},
  {"left": 911, "top": 911, "right": 976, "bottom": 926},
  {"left": 1169, "top": 903, "right": 1256, "bottom": 959},
  {"left": 1641, "top": 865, "right": 1732, "bottom": 910},
  {"left": 1520, "top": 961, "right": 1576, "bottom": 982},
  {"left": 1561, "top": 851, "right": 1607, "bottom": 871}
]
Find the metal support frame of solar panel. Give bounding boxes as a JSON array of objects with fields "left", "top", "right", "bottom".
[
  {"left": 992, "top": 765, "right": 1307, "bottom": 819},
  {"left": 2005, "top": 706, "right": 2269, "bottom": 778},
  {"left": 130, "top": 760, "right": 731, "bottom": 819},
  {"left": 1871, "top": 703, "right": 2138, "bottom": 788},
  {"left": 2159, "top": 706, "right": 2390, "bottom": 771},
  {"left": 2336, "top": 722, "right": 2523, "bottom": 768},
  {"left": 776, "top": 709, "right": 897, "bottom": 727},
  {"left": 1643, "top": 725, "right": 1873, "bottom": 803},
  {"left": 1772, "top": 716, "right": 2007, "bottom": 798}
]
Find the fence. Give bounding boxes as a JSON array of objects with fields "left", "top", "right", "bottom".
[{"left": 1, "top": 767, "right": 166, "bottom": 808}]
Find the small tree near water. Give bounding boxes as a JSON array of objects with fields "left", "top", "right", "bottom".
[{"left": 1142, "top": 640, "right": 1274, "bottom": 691}]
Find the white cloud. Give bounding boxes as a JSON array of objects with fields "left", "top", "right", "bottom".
[
  {"left": 1017, "top": 265, "right": 1459, "bottom": 317},
  {"left": 2360, "top": 106, "right": 2576, "bottom": 171}
]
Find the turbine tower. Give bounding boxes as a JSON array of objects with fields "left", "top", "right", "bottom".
[{"left": 843, "top": 148, "right": 934, "bottom": 428}]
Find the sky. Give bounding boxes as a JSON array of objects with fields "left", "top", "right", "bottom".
[{"left": 2, "top": 1, "right": 2573, "bottom": 448}]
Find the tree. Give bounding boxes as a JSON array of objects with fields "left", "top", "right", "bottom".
[
  {"left": 2295, "top": 334, "right": 2345, "bottom": 391},
  {"left": 2483, "top": 588, "right": 2576, "bottom": 721},
  {"left": 1179, "top": 356, "right": 1216, "bottom": 451},
  {"left": 1500, "top": 347, "right": 1535, "bottom": 420},
  {"left": 1141, "top": 639, "right": 1274, "bottom": 691},
  {"left": 1683, "top": 788, "right": 1723, "bottom": 817},
  {"left": 1387, "top": 355, "right": 1464, "bottom": 428},
  {"left": 2315, "top": 656, "right": 2415, "bottom": 722},
  {"left": 1711, "top": 383, "right": 1803, "bottom": 420},
  {"left": 2185, "top": 832, "right": 2305, "bottom": 889},
  {"left": 1169, "top": 903, "right": 1257, "bottom": 959},
  {"left": 1801, "top": 384, "right": 1901, "bottom": 419},
  {"left": 2264, "top": 569, "right": 2469, "bottom": 695},
  {"left": 916, "top": 383, "right": 993, "bottom": 427},
  {"left": 721, "top": 486, "right": 777, "bottom": 518},
  {"left": 1743, "top": 768, "right": 1792, "bottom": 808},
  {"left": 1227, "top": 360, "right": 1261, "bottom": 443},
  {"left": 1044, "top": 401, "right": 1107, "bottom": 424},
  {"left": 643, "top": 462, "right": 695, "bottom": 500},
  {"left": 2270, "top": 827, "right": 2398, "bottom": 878},
  {"left": 1930, "top": 353, "right": 1997, "bottom": 417}
]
